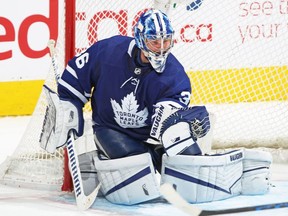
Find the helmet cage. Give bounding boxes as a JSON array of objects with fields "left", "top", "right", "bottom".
[
  {"left": 141, "top": 32, "right": 174, "bottom": 57},
  {"left": 140, "top": 32, "right": 174, "bottom": 73},
  {"left": 134, "top": 9, "right": 175, "bottom": 73}
]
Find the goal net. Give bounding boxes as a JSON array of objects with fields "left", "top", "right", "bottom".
[{"left": 0, "top": 0, "right": 288, "bottom": 191}]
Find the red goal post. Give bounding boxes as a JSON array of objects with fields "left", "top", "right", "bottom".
[{"left": 0, "top": 0, "right": 287, "bottom": 192}]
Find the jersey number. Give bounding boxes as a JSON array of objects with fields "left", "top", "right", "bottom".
[
  {"left": 75, "top": 52, "right": 89, "bottom": 69},
  {"left": 179, "top": 91, "right": 191, "bottom": 105}
]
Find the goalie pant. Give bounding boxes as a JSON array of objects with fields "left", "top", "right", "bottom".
[{"left": 78, "top": 148, "right": 272, "bottom": 205}]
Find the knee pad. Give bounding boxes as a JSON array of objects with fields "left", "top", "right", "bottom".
[{"left": 94, "top": 153, "right": 161, "bottom": 205}]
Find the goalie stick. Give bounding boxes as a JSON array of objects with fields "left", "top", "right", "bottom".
[
  {"left": 46, "top": 39, "right": 100, "bottom": 210},
  {"left": 160, "top": 183, "right": 288, "bottom": 216}
]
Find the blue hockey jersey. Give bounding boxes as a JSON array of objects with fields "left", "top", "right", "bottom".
[{"left": 58, "top": 35, "right": 191, "bottom": 141}]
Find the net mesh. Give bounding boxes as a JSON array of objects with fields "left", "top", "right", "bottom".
[{"left": 1, "top": 0, "right": 288, "bottom": 191}]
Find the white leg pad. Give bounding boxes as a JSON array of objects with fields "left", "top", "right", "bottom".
[
  {"left": 94, "top": 153, "right": 160, "bottom": 205},
  {"left": 78, "top": 150, "right": 101, "bottom": 196},
  {"left": 241, "top": 149, "right": 272, "bottom": 195},
  {"left": 161, "top": 150, "right": 244, "bottom": 203}
]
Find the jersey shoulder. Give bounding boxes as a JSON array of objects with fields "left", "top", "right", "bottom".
[
  {"left": 85, "top": 35, "right": 135, "bottom": 65},
  {"left": 166, "top": 53, "right": 185, "bottom": 73},
  {"left": 154, "top": 54, "right": 191, "bottom": 92},
  {"left": 160, "top": 54, "right": 189, "bottom": 83}
]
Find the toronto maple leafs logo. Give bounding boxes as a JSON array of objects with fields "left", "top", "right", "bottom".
[{"left": 111, "top": 92, "right": 148, "bottom": 128}]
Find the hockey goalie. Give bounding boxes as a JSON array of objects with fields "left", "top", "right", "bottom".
[{"left": 40, "top": 9, "right": 272, "bottom": 205}]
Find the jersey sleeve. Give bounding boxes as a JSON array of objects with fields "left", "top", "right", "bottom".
[
  {"left": 158, "top": 78, "right": 191, "bottom": 107},
  {"left": 57, "top": 44, "right": 100, "bottom": 106}
]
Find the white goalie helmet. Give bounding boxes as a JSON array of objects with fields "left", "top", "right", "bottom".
[{"left": 134, "top": 9, "right": 174, "bottom": 73}]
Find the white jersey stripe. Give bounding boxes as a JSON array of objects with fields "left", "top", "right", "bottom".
[
  {"left": 84, "top": 92, "right": 92, "bottom": 97},
  {"left": 127, "top": 40, "right": 136, "bottom": 57},
  {"left": 58, "top": 78, "right": 88, "bottom": 104},
  {"left": 66, "top": 65, "right": 78, "bottom": 79}
]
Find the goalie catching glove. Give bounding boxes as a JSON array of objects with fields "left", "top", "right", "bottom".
[
  {"left": 39, "top": 85, "right": 84, "bottom": 153},
  {"left": 151, "top": 102, "right": 210, "bottom": 156}
]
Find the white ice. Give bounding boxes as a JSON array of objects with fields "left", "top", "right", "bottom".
[{"left": 0, "top": 116, "right": 288, "bottom": 216}]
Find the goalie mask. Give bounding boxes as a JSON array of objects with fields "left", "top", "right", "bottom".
[{"left": 134, "top": 9, "right": 174, "bottom": 73}]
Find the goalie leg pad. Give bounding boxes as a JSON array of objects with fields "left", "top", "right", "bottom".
[
  {"left": 161, "top": 150, "right": 244, "bottom": 203},
  {"left": 78, "top": 150, "right": 102, "bottom": 196},
  {"left": 241, "top": 149, "right": 272, "bottom": 195},
  {"left": 94, "top": 153, "right": 160, "bottom": 205}
]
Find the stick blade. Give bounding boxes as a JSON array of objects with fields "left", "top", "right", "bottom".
[
  {"left": 76, "top": 183, "right": 101, "bottom": 211},
  {"left": 160, "top": 183, "right": 202, "bottom": 216}
]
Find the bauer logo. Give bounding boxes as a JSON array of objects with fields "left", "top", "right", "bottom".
[
  {"left": 230, "top": 152, "right": 243, "bottom": 161},
  {"left": 172, "top": 137, "right": 180, "bottom": 143},
  {"left": 69, "top": 110, "right": 74, "bottom": 123},
  {"left": 142, "top": 184, "right": 149, "bottom": 196}
]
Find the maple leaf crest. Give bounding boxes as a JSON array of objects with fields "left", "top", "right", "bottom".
[{"left": 111, "top": 92, "right": 148, "bottom": 128}]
